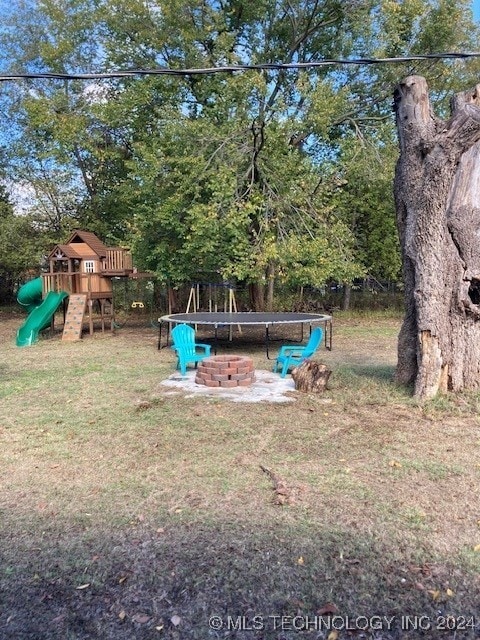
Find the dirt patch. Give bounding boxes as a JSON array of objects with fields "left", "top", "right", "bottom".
[{"left": 160, "top": 368, "right": 298, "bottom": 402}]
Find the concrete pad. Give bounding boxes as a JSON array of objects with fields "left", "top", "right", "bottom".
[{"left": 159, "top": 369, "right": 297, "bottom": 403}]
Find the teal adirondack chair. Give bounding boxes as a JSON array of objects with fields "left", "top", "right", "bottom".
[
  {"left": 171, "top": 323, "right": 211, "bottom": 376},
  {"left": 273, "top": 326, "right": 323, "bottom": 378}
]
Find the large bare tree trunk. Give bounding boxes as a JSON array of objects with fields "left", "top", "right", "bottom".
[
  {"left": 394, "top": 76, "right": 480, "bottom": 398},
  {"left": 249, "top": 282, "right": 265, "bottom": 311},
  {"left": 341, "top": 283, "right": 352, "bottom": 311},
  {"left": 266, "top": 262, "right": 275, "bottom": 312}
]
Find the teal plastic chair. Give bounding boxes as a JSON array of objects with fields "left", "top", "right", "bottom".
[
  {"left": 273, "top": 326, "right": 323, "bottom": 378},
  {"left": 171, "top": 323, "right": 211, "bottom": 376}
]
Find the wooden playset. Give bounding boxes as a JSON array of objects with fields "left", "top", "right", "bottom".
[
  {"left": 16, "top": 230, "right": 134, "bottom": 345},
  {"left": 44, "top": 230, "right": 133, "bottom": 339}
]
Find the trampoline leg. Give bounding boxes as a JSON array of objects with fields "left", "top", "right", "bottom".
[
  {"left": 157, "top": 321, "right": 163, "bottom": 350},
  {"left": 158, "top": 321, "right": 170, "bottom": 350},
  {"left": 327, "top": 319, "right": 333, "bottom": 350},
  {"left": 266, "top": 325, "right": 270, "bottom": 359}
]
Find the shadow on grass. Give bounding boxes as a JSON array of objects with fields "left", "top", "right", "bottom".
[
  {"left": 0, "top": 518, "right": 478, "bottom": 640},
  {"left": 348, "top": 363, "right": 396, "bottom": 381},
  {"left": 335, "top": 363, "right": 399, "bottom": 384}
]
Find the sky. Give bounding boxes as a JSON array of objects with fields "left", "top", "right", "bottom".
[{"left": 473, "top": 0, "right": 480, "bottom": 21}]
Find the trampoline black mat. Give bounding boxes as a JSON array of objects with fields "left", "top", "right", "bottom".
[
  {"left": 158, "top": 312, "right": 333, "bottom": 356},
  {"left": 160, "top": 312, "right": 331, "bottom": 325}
]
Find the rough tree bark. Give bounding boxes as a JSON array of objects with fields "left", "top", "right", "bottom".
[
  {"left": 249, "top": 282, "right": 265, "bottom": 311},
  {"left": 291, "top": 360, "right": 332, "bottom": 393},
  {"left": 266, "top": 262, "right": 275, "bottom": 312},
  {"left": 394, "top": 75, "right": 480, "bottom": 398}
]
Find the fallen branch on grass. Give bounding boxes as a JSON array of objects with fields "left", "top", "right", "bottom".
[{"left": 260, "top": 464, "right": 292, "bottom": 505}]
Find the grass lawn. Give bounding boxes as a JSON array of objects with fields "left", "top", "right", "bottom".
[{"left": 0, "top": 308, "right": 479, "bottom": 639}]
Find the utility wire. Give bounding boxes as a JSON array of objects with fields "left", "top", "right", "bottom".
[{"left": 0, "top": 52, "right": 479, "bottom": 81}]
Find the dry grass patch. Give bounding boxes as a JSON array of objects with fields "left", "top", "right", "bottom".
[{"left": 0, "top": 309, "right": 479, "bottom": 639}]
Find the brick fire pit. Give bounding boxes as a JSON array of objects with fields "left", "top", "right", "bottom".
[{"left": 195, "top": 355, "right": 255, "bottom": 388}]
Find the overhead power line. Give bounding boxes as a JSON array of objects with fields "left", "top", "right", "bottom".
[{"left": 0, "top": 52, "right": 479, "bottom": 82}]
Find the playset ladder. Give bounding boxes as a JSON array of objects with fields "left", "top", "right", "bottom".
[{"left": 62, "top": 294, "right": 87, "bottom": 342}]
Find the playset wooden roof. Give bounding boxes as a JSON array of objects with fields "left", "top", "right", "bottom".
[
  {"left": 65, "top": 230, "right": 109, "bottom": 257},
  {"left": 48, "top": 231, "right": 114, "bottom": 261},
  {"left": 51, "top": 244, "right": 81, "bottom": 259}
]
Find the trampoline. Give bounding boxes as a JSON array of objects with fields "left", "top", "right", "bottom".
[{"left": 158, "top": 312, "right": 332, "bottom": 358}]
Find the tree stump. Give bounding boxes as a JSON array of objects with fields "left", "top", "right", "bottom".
[{"left": 291, "top": 360, "right": 331, "bottom": 392}]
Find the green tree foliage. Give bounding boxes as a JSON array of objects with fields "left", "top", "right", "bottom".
[
  {"left": 0, "top": 186, "right": 44, "bottom": 303},
  {"left": 1, "top": 0, "right": 479, "bottom": 307},
  {"left": 331, "top": 127, "right": 402, "bottom": 282},
  {"left": 97, "top": 0, "right": 372, "bottom": 295},
  {"left": 0, "top": 0, "right": 129, "bottom": 240}
]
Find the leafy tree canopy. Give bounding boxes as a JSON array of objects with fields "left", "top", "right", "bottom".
[
  {"left": 0, "top": 0, "right": 479, "bottom": 303},
  {"left": 0, "top": 186, "right": 45, "bottom": 302}
]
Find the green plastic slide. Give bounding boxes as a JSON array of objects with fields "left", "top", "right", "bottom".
[
  {"left": 17, "top": 276, "right": 44, "bottom": 313},
  {"left": 16, "top": 277, "right": 68, "bottom": 347}
]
